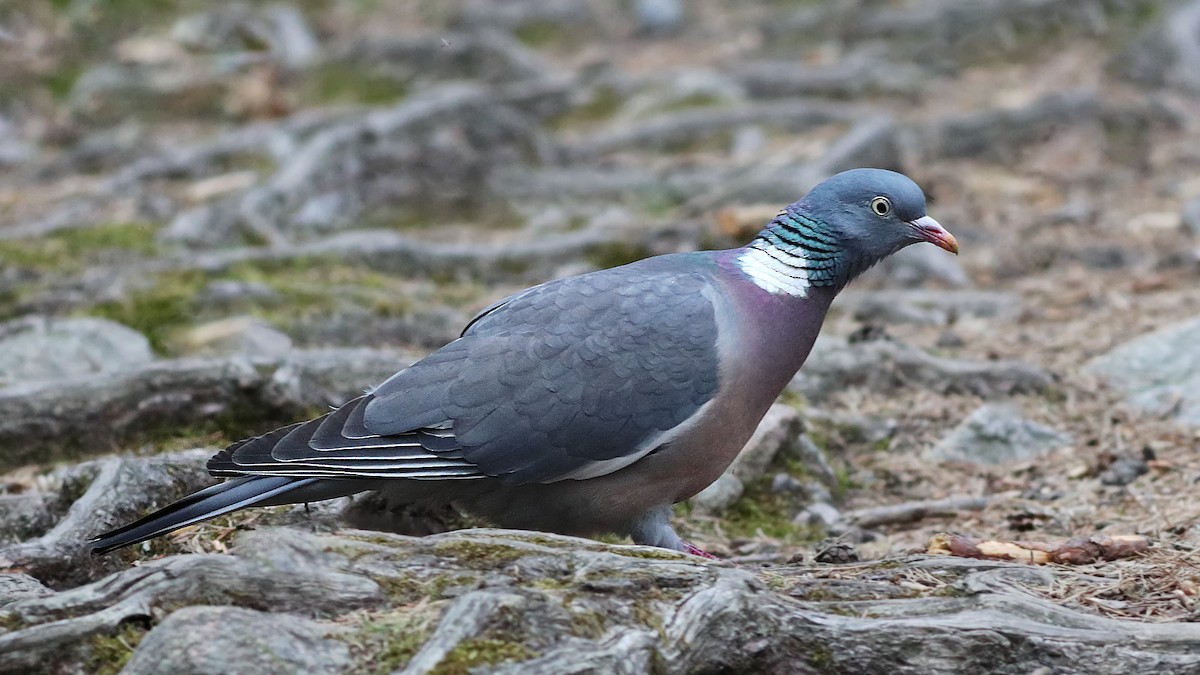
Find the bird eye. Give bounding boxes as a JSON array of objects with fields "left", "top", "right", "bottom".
[{"left": 871, "top": 196, "right": 892, "bottom": 217}]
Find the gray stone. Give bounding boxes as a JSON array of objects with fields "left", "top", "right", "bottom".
[
  {"left": 794, "top": 502, "right": 843, "bottom": 530},
  {"left": 771, "top": 472, "right": 807, "bottom": 495},
  {"left": 1111, "top": 0, "right": 1200, "bottom": 94},
  {"left": 1084, "top": 316, "right": 1200, "bottom": 427},
  {"left": 197, "top": 279, "right": 281, "bottom": 305},
  {"left": 2, "top": 527, "right": 1199, "bottom": 673},
  {"left": 162, "top": 201, "right": 243, "bottom": 248},
  {"left": 1099, "top": 458, "right": 1149, "bottom": 487},
  {"left": 789, "top": 434, "right": 838, "bottom": 489},
  {"left": 928, "top": 404, "right": 1072, "bottom": 466},
  {"left": 171, "top": 5, "right": 320, "bottom": 69},
  {"left": 635, "top": 0, "right": 684, "bottom": 34},
  {"left": 1183, "top": 196, "right": 1200, "bottom": 236},
  {"left": 122, "top": 606, "right": 350, "bottom": 675},
  {"left": 0, "top": 317, "right": 154, "bottom": 387},
  {"left": 0, "top": 115, "right": 32, "bottom": 168},
  {"left": 690, "top": 473, "right": 744, "bottom": 514},
  {"left": 0, "top": 494, "right": 53, "bottom": 546},
  {"left": 178, "top": 316, "right": 293, "bottom": 358},
  {"left": 0, "top": 573, "right": 53, "bottom": 607}
]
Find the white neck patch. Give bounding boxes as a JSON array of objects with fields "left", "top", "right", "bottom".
[{"left": 736, "top": 245, "right": 810, "bottom": 297}]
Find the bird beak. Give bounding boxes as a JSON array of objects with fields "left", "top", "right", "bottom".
[{"left": 907, "top": 215, "right": 958, "bottom": 255}]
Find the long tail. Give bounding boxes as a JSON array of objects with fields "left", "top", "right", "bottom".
[{"left": 89, "top": 476, "right": 362, "bottom": 555}]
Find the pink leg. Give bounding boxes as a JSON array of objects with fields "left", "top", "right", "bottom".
[{"left": 683, "top": 541, "right": 719, "bottom": 560}]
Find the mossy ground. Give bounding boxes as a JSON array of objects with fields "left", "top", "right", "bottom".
[
  {"left": 432, "top": 637, "right": 536, "bottom": 675},
  {"left": 344, "top": 607, "right": 441, "bottom": 675},
  {"left": 83, "top": 621, "right": 149, "bottom": 675},
  {"left": 0, "top": 222, "right": 159, "bottom": 272}
]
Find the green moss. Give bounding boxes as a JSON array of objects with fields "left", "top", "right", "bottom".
[
  {"left": 0, "top": 221, "right": 159, "bottom": 271},
  {"left": 433, "top": 638, "right": 535, "bottom": 674},
  {"left": 649, "top": 93, "right": 725, "bottom": 115},
  {"left": 42, "top": 65, "right": 83, "bottom": 100},
  {"left": 84, "top": 622, "right": 148, "bottom": 675},
  {"left": 722, "top": 474, "right": 824, "bottom": 544},
  {"left": 348, "top": 609, "right": 439, "bottom": 675},
  {"left": 300, "top": 62, "right": 409, "bottom": 106},
  {"left": 0, "top": 611, "right": 24, "bottom": 633},
  {"left": 514, "top": 20, "right": 568, "bottom": 48},
  {"left": 376, "top": 573, "right": 475, "bottom": 604},
  {"left": 88, "top": 270, "right": 206, "bottom": 354},
  {"left": 633, "top": 187, "right": 685, "bottom": 218},
  {"left": 584, "top": 242, "right": 652, "bottom": 269},
  {"left": 805, "top": 643, "right": 838, "bottom": 674},
  {"left": 568, "top": 610, "right": 607, "bottom": 639},
  {"left": 429, "top": 540, "right": 528, "bottom": 567},
  {"left": 629, "top": 599, "right": 666, "bottom": 638},
  {"left": 609, "top": 547, "right": 685, "bottom": 561},
  {"left": 551, "top": 85, "right": 624, "bottom": 130},
  {"left": 832, "top": 464, "right": 857, "bottom": 502}
]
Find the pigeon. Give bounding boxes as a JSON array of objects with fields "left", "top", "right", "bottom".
[{"left": 90, "top": 168, "right": 957, "bottom": 557}]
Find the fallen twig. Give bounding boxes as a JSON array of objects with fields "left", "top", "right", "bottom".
[{"left": 845, "top": 496, "right": 990, "bottom": 528}]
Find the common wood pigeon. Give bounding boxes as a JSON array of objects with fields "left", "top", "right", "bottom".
[{"left": 91, "top": 168, "right": 957, "bottom": 557}]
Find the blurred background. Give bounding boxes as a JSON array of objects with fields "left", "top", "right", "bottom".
[{"left": 2, "top": 0, "right": 1200, "bottom": 567}]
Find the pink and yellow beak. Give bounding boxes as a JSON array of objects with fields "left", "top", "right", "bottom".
[{"left": 908, "top": 215, "right": 958, "bottom": 255}]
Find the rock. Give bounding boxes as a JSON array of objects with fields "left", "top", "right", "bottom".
[
  {"left": 634, "top": 0, "right": 685, "bottom": 34},
  {"left": 841, "top": 290, "right": 1021, "bottom": 326},
  {"left": 794, "top": 502, "right": 843, "bottom": 530},
  {"left": 0, "top": 349, "right": 416, "bottom": 469},
  {"left": 1099, "top": 458, "right": 1149, "bottom": 487},
  {"left": 789, "top": 434, "right": 838, "bottom": 489},
  {"left": 171, "top": 5, "right": 320, "bottom": 69},
  {"left": 689, "top": 473, "right": 745, "bottom": 514},
  {"left": 0, "top": 574, "right": 53, "bottom": 606},
  {"left": 178, "top": 316, "right": 293, "bottom": 358},
  {"left": 0, "top": 317, "right": 154, "bottom": 387},
  {"left": 1183, "top": 196, "right": 1200, "bottom": 236},
  {"left": 122, "top": 606, "right": 351, "bottom": 675},
  {"left": 197, "top": 279, "right": 281, "bottom": 305},
  {"left": 928, "top": 404, "right": 1072, "bottom": 466},
  {"left": 1084, "top": 316, "right": 1200, "bottom": 427},
  {"left": 2, "top": 526, "right": 1200, "bottom": 673},
  {"left": 161, "top": 200, "right": 244, "bottom": 248},
  {"left": 0, "top": 116, "right": 32, "bottom": 169},
  {"left": 791, "top": 335, "right": 1052, "bottom": 401},
  {"left": 1111, "top": 0, "right": 1200, "bottom": 93},
  {"left": 770, "top": 472, "right": 807, "bottom": 495},
  {"left": 0, "top": 494, "right": 53, "bottom": 546}
]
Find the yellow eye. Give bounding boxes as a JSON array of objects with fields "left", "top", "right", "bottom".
[{"left": 871, "top": 196, "right": 892, "bottom": 217}]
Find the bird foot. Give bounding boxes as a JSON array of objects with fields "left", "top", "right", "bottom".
[{"left": 683, "top": 541, "right": 718, "bottom": 560}]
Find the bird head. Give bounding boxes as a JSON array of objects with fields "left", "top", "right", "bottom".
[
  {"left": 741, "top": 169, "right": 958, "bottom": 295},
  {"left": 797, "top": 167, "right": 957, "bottom": 261}
]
